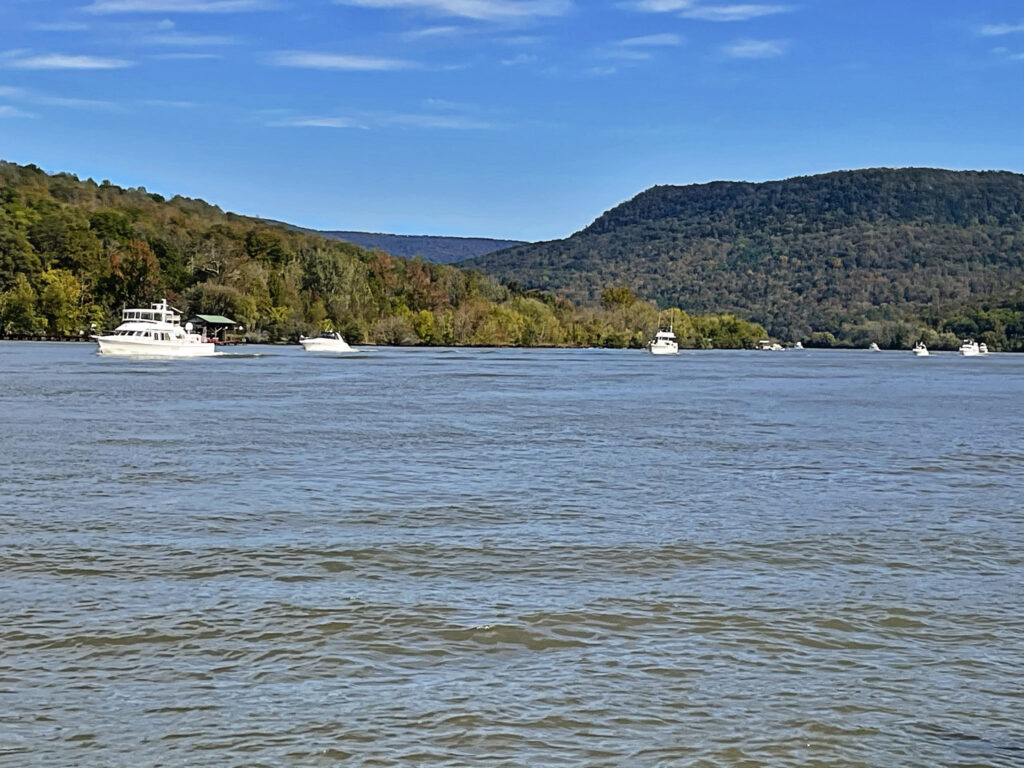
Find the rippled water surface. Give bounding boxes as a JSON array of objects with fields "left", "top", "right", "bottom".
[{"left": 2, "top": 342, "right": 1023, "bottom": 767}]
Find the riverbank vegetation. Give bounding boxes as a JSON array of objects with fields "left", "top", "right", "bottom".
[{"left": 0, "top": 161, "right": 764, "bottom": 348}]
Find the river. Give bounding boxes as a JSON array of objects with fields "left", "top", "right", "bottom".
[{"left": 1, "top": 342, "right": 1022, "bottom": 767}]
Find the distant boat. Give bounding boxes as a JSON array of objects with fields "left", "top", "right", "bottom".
[
  {"left": 958, "top": 339, "right": 988, "bottom": 357},
  {"left": 912, "top": 341, "right": 929, "bottom": 356},
  {"left": 92, "top": 299, "right": 216, "bottom": 357},
  {"left": 792, "top": 341, "right": 804, "bottom": 350},
  {"left": 299, "top": 332, "right": 354, "bottom": 353},
  {"left": 756, "top": 340, "right": 784, "bottom": 351},
  {"left": 868, "top": 342, "right": 880, "bottom": 351},
  {"left": 647, "top": 325, "right": 678, "bottom": 355}
]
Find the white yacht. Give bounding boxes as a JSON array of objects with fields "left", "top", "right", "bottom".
[
  {"left": 958, "top": 339, "right": 988, "bottom": 356},
  {"left": 299, "top": 331, "right": 354, "bottom": 353},
  {"left": 868, "top": 342, "right": 880, "bottom": 351},
  {"left": 756, "top": 340, "right": 784, "bottom": 351},
  {"left": 92, "top": 299, "right": 216, "bottom": 357},
  {"left": 792, "top": 341, "right": 804, "bottom": 350},
  {"left": 912, "top": 341, "right": 930, "bottom": 356},
  {"left": 647, "top": 326, "right": 678, "bottom": 355}
]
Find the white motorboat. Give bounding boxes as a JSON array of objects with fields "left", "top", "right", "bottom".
[
  {"left": 92, "top": 299, "right": 216, "bottom": 357},
  {"left": 868, "top": 342, "right": 880, "bottom": 351},
  {"left": 792, "top": 341, "right": 804, "bottom": 350},
  {"left": 756, "top": 340, "right": 784, "bottom": 351},
  {"left": 958, "top": 339, "right": 988, "bottom": 356},
  {"left": 299, "top": 331, "right": 354, "bottom": 353},
  {"left": 912, "top": 341, "right": 929, "bottom": 356},
  {"left": 647, "top": 326, "right": 678, "bottom": 355}
]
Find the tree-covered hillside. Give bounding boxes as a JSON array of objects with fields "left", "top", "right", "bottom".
[
  {"left": 297, "top": 229, "right": 524, "bottom": 264},
  {"left": 464, "top": 168, "right": 1024, "bottom": 349},
  {"left": 0, "top": 161, "right": 764, "bottom": 348}
]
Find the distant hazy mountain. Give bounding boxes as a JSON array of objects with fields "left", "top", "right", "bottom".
[
  {"left": 280, "top": 226, "right": 525, "bottom": 264},
  {"left": 463, "top": 168, "right": 1024, "bottom": 340}
]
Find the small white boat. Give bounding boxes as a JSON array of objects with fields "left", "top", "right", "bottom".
[
  {"left": 647, "top": 326, "right": 678, "bottom": 355},
  {"left": 912, "top": 341, "right": 929, "bottom": 356},
  {"left": 792, "top": 341, "right": 804, "bottom": 350},
  {"left": 958, "top": 339, "right": 988, "bottom": 356},
  {"left": 92, "top": 299, "right": 216, "bottom": 357},
  {"left": 756, "top": 340, "right": 784, "bottom": 351},
  {"left": 868, "top": 342, "right": 880, "bottom": 351},
  {"left": 299, "top": 331, "right": 354, "bottom": 353}
]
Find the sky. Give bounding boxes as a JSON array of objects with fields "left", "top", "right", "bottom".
[{"left": 2, "top": 1, "right": 1024, "bottom": 241}]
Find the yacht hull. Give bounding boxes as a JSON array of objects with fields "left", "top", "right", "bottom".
[
  {"left": 299, "top": 339, "right": 354, "bottom": 353},
  {"left": 648, "top": 344, "right": 678, "bottom": 355},
  {"left": 93, "top": 336, "right": 217, "bottom": 357}
]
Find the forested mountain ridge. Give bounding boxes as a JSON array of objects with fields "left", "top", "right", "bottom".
[
  {"left": 0, "top": 160, "right": 765, "bottom": 348},
  {"left": 278, "top": 227, "right": 524, "bottom": 264},
  {"left": 463, "top": 168, "right": 1024, "bottom": 349}
]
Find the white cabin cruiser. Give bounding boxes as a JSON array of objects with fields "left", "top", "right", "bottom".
[
  {"left": 912, "top": 341, "right": 930, "bottom": 356},
  {"left": 647, "top": 326, "right": 679, "bottom": 355},
  {"left": 93, "top": 299, "right": 216, "bottom": 357},
  {"left": 868, "top": 342, "right": 880, "bottom": 351},
  {"left": 756, "top": 340, "right": 784, "bottom": 351},
  {"left": 958, "top": 339, "right": 988, "bottom": 356},
  {"left": 299, "top": 332, "right": 354, "bottom": 353}
]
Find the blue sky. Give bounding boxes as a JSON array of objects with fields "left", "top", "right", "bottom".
[{"left": 2, "top": 0, "right": 1024, "bottom": 241}]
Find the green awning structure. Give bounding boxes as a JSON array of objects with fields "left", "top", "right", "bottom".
[{"left": 193, "top": 314, "right": 235, "bottom": 324}]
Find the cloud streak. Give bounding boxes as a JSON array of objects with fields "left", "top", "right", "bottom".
[
  {"left": 681, "top": 4, "right": 790, "bottom": 21},
  {"left": 722, "top": 38, "right": 787, "bottom": 58},
  {"left": 618, "top": 33, "right": 682, "bottom": 47},
  {"left": 331, "top": 0, "right": 571, "bottom": 22},
  {"left": 622, "top": 1, "right": 791, "bottom": 22},
  {"left": 85, "top": 0, "right": 277, "bottom": 13},
  {"left": 980, "top": 22, "right": 1024, "bottom": 36},
  {"left": 0, "top": 105, "right": 37, "bottom": 118},
  {"left": 270, "top": 51, "right": 418, "bottom": 70},
  {"left": 5, "top": 53, "right": 133, "bottom": 69}
]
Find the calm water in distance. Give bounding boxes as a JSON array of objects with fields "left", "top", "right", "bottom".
[{"left": 1, "top": 341, "right": 1023, "bottom": 767}]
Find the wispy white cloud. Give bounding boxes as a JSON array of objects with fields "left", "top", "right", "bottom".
[
  {"left": 598, "top": 32, "right": 681, "bottom": 63},
  {"left": 39, "top": 95, "right": 117, "bottom": 108},
  {"left": 268, "top": 103, "right": 495, "bottom": 130},
  {"left": 152, "top": 52, "right": 223, "bottom": 59},
  {"left": 85, "top": 0, "right": 277, "bottom": 13},
  {"left": 618, "top": 33, "right": 682, "bottom": 46},
  {"left": 140, "top": 99, "right": 199, "bottom": 107},
  {"left": 33, "top": 22, "right": 91, "bottom": 32},
  {"left": 722, "top": 37, "right": 786, "bottom": 58},
  {"left": 501, "top": 52, "right": 537, "bottom": 65},
  {"left": 991, "top": 46, "right": 1024, "bottom": 61},
  {"left": 622, "top": 0, "right": 692, "bottom": 10},
  {"left": 5, "top": 53, "right": 134, "bottom": 69},
  {"left": 0, "top": 105, "right": 38, "bottom": 118},
  {"left": 0, "top": 85, "right": 114, "bottom": 110},
  {"left": 270, "top": 51, "right": 418, "bottom": 70},
  {"left": 622, "top": 0, "right": 791, "bottom": 21},
  {"left": 142, "top": 32, "right": 239, "bottom": 45},
  {"left": 270, "top": 116, "right": 367, "bottom": 128},
  {"left": 980, "top": 22, "right": 1024, "bottom": 36},
  {"left": 682, "top": 4, "right": 790, "bottom": 21},
  {"left": 499, "top": 34, "right": 544, "bottom": 44},
  {"left": 402, "top": 25, "right": 463, "bottom": 40},
  {"left": 331, "top": 0, "right": 571, "bottom": 22},
  {"left": 382, "top": 112, "right": 494, "bottom": 128}
]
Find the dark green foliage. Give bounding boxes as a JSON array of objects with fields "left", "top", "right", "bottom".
[{"left": 466, "top": 168, "right": 1024, "bottom": 348}]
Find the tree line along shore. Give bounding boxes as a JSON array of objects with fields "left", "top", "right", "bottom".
[{"left": 2, "top": 161, "right": 1022, "bottom": 350}]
